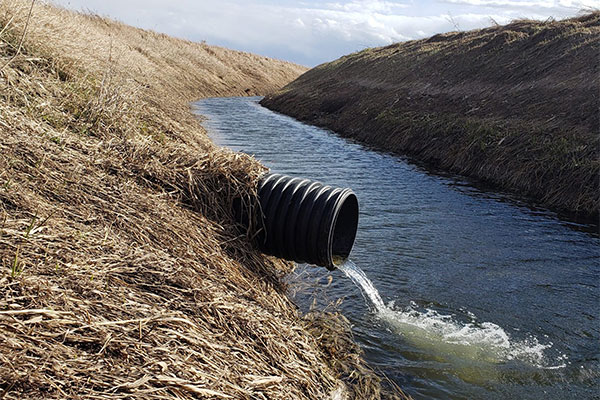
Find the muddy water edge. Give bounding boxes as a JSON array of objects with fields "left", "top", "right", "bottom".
[{"left": 193, "top": 97, "right": 599, "bottom": 400}]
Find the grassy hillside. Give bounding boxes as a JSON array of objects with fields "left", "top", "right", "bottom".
[
  {"left": 262, "top": 13, "right": 599, "bottom": 218},
  {"left": 0, "top": 1, "right": 407, "bottom": 399}
]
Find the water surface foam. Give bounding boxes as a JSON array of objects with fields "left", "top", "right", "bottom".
[{"left": 338, "top": 260, "right": 563, "bottom": 369}]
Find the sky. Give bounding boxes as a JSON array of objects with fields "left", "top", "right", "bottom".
[{"left": 50, "top": 0, "right": 596, "bottom": 66}]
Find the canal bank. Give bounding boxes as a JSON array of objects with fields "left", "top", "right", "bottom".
[{"left": 261, "top": 13, "right": 600, "bottom": 219}]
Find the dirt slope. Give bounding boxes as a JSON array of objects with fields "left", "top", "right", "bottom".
[
  {"left": 0, "top": 1, "right": 407, "bottom": 399},
  {"left": 262, "top": 13, "right": 599, "bottom": 218}
]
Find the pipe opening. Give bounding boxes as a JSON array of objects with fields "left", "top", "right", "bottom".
[{"left": 331, "top": 192, "right": 359, "bottom": 266}]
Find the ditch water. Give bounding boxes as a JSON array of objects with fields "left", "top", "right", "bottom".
[{"left": 193, "top": 97, "right": 600, "bottom": 400}]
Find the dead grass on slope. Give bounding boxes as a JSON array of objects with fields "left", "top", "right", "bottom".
[
  {"left": 263, "top": 12, "right": 599, "bottom": 217},
  {"left": 0, "top": 1, "right": 407, "bottom": 399}
]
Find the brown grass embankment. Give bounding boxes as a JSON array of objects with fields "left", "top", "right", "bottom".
[
  {"left": 0, "top": 1, "right": 408, "bottom": 398},
  {"left": 262, "top": 13, "right": 600, "bottom": 218}
]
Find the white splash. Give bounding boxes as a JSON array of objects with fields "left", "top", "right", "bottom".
[{"left": 338, "top": 260, "right": 562, "bottom": 369}]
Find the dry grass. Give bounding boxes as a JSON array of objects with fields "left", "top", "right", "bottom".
[
  {"left": 263, "top": 12, "right": 600, "bottom": 218},
  {"left": 0, "top": 1, "right": 408, "bottom": 399}
]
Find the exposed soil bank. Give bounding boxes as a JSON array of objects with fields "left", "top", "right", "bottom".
[
  {"left": 262, "top": 13, "right": 599, "bottom": 218},
  {"left": 0, "top": 1, "right": 406, "bottom": 399}
]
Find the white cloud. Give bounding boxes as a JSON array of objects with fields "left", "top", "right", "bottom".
[
  {"left": 556, "top": 0, "right": 598, "bottom": 7},
  {"left": 441, "top": 0, "right": 597, "bottom": 12},
  {"left": 49, "top": 0, "right": 589, "bottom": 66},
  {"left": 327, "top": 0, "right": 411, "bottom": 12},
  {"left": 444, "top": 0, "right": 556, "bottom": 7}
]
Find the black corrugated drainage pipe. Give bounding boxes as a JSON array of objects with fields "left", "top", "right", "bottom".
[{"left": 256, "top": 173, "right": 359, "bottom": 270}]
